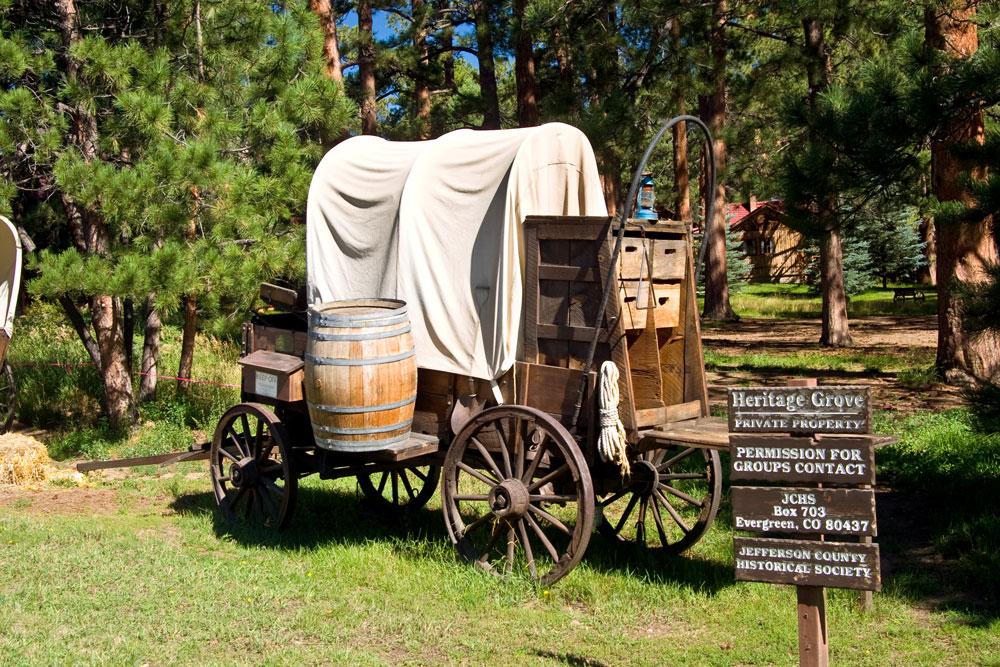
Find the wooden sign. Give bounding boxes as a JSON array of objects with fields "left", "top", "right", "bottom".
[
  {"left": 732, "top": 487, "right": 877, "bottom": 537},
  {"left": 730, "top": 435, "right": 875, "bottom": 485},
  {"left": 728, "top": 386, "right": 871, "bottom": 434},
  {"left": 734, "top": 537, "right": 881, "bottom": 591}
]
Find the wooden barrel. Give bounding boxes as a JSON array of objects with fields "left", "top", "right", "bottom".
[{"left": 305, "top": 299, "right": 417, "bottom": 452}]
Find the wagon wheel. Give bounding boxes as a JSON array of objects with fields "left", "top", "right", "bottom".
[
  {"left": 0, "top": 361, "right": 15, "bottom": 434},
  {"left": 442, "top": 405, "right": 595, "bottom": 586},
  {"left": 210, "top": 403, "right": 298, "bottom": 530},
  {"left": 598, "top": 444, "right": 721, "bottom": 554},
  {"left": 357, "top": 464, "right": 441, "bottom": 511}
]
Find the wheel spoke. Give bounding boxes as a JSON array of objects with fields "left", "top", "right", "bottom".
[
  {"left": 391, "top": 471, "right": 399, "bottom": 505},
  {"left": 259, "top": 462, "right": 282, "bottom": 476},
  {"left": 453, "top": 494, "right": 490, "bottom": 501},
  {"left": 527, "top": 463, "right": 569, "bottom": 493},
  {"left": 529, "top": 494, "right": 577, "bottom": 503},
  {"left": 659, "top": 472, "right": 706, "bottom": 481},
  {"left": 613, "top": 493, "right": 640, "bottom": 534},
  {"left": 654, "top": 488, "right": 691, "bottom": 534},
  {"left": 253, "top": 418, "right": 264, "bottom": 459},
  {"left": 599, "top": 487, "right": 632, "bottom": 508},
  {"left": 219, "top": 446, "right": 240, "bottom": 464},
  {"left": 496, "top": 421, "right": 514, "bottom": 478},
  {"left": 528, "top": 503, "right": 571, "bottom": 536},
  {"left": 517, "top": 519, "right": 536, "bottom": 578},
  {"left": 226, "top": 487, "right": 247, "bottom": 514},
  {"left": 239, "top": 414, "right": 252, "bottom": 446},
  {"left": 659, "top": 447, "right": 696, "bottom": 471},
  {"left": 650, "top": 494, "right": 671, "bottom": 548},
  {"left": 521, "top": 437, "right": 548, "bottom": 484},
  {"left": 226, "top": 429, "right": 248, "bottom": 458},
  {"left": 376, "top": 471, "right": 389, "bottom": 495},
  {"left": 470, "top": 436, "right": 505, "bottom": 482},
  {"left": 410, "top": 466, "right": 428, "bottom": 483},
  {"left": 457, "top": 461, "right": 499, "bottom": 487},
  {"left": 505, "top": 526, "right": 516, "bottom": 574},
  {"left": 259, "top": 483, "right": 279, "bottom": 516},
  {"left": 460, "top": 510, "right": 495, "bottom": 538},
  {"left": 514, "top": 418, "right": 525, "bottom": 480},
  {"left": 636, "top": 497, "right": 648, "bottom": 544},
  {"left": 478, "top": 525, "right": 504, "bottom": 563},
  {"left": 526, "top": 513, "right": 560, "bottom": 562},
  {"left": 261, "top": 476, "right": 284, "bottom": 497},
  {"left": 659, "top": 483, "right": 704, "bottom": 507},
  {"left": 399, "top": 470, "right": 417, "bottom": 501}
]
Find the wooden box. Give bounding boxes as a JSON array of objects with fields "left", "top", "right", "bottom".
[
  {"left": 619, "top": 280, "right": 681, "bottom": 329},
  {"left": 619, "top": 238, "right": 686, "bottom": 281},
  {"left": 252, "top": 325, "right": 307, "bottom": 357},
  {"left": 239, "top": 350, "right": 305, "bottom": 402}
]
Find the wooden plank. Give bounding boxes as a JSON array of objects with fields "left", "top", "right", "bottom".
[
  {"left": 536, "top": 324, "right": 607, "bottom": 343},
  {"left": 732, "top": 487, "right": 877, "bottom": 537},
  {"left": 523, "top": 222, "right": 541, "bottom": 363},
  {"left": 729, "top": 434, "right": 876, "bottom": 485},
  {"left": 734, "top": 537, "right": 881, "bottom": 591},
  {"left": 77, "top": 447, "right": 210, "bottom": 472},
  {"left": 619, "top": 281, "right": 681, "bottom": 330},
  {"left": 637, "top": 416, "right": 730, "bottom": 451},
  {"left": 259, "top": 282, "right": 305, "bottom": 311},
  {"left": 619, "top": 238, "right": 687, "bottom": 281},
  {"left": 597, "top": 232, "right": 635, "bottom": 438},
  {"left": 536, "top": 225, "right": 613, "bottom": 240},
  {"left": 537, "top": 265, "right": 598, "bottom": 282},
  {"left": 728, "top": 386, "right": 872, "bottom": 434},
  {"left": 657, "top": 328, "right": 685, "bottom": 405},
  {"left": 798, "top": 586, "right": 830, "bottom": 667},
  {"left": 633, "top": 399, "right": 703, "bottom": 428},
  {"left": 681, "top": 236, "right": 709, "bottom": 414},
  {"left": 515, "top": 362, "right": 593, "bottom": 425}
]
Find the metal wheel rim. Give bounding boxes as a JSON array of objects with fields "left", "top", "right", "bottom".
[
  {"left": 441, "top": 405, "right": 595, "bottom": 586},
  {"left": 210, "top": 402, "right": 297, "bottom": 530}
]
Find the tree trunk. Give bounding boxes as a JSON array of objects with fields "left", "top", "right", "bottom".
[
  {"left": 438, "top": 0, "right": 455, "bottom": 91},
  {"left": 358, "top": 0, "right": 378, "bottom": 135},
  {"left": 700, "top": 0, "right": 735, "bottom": 321},
  {"left": 139, "top": 295, "right": 160, "bottom": 403},
  {"left": 56, "top": 0, "right": 136, "bottom": 430},
  {"left": 475, "top": 0, "right": 500, "bottom": 130},
  {"left": 194, "top": 0, "right": 205, "bottom": 81},
  {"left": 58, "top": 295, "right": 101, "bottom": 368},
  {"left": 926, "top": 3, "right": 1000, "bottom": 382},
  {"left": 309, "top": 0, "right": 344, "bottom": 82},
  {"left": 819, "top": 210, "right": 852, "bottom": 346},
  {"left": 177, "top": 295, "right": 197, "bottom": 393},
  {"left": 671, "top": 19, "right": 691, "bottom": 222},
  {"left": 514, "top": 0, "right": 539, "bottom": 128},
  {"left": 412, "top": 0, "right": 432, "bottom": 139},
  {"left": 803, "top": 16, "right": 851, "bottom": 346}
]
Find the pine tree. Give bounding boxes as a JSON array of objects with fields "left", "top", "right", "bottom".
[{"left": 0, "top": 1, "right": 354, "bottom": 427}]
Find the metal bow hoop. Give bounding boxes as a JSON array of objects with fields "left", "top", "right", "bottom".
[{"left": 570, "top": 115, "right": 716, "bottom": 433}]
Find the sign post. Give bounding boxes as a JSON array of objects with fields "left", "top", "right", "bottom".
[{"left": 728, "top": 382, "right": 882, "bottom": 667}]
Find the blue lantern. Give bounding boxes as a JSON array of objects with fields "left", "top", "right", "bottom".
[{"left": 636, "top": 172, "right": 658, "bottom": 221}]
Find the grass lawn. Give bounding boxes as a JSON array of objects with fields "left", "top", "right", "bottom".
[
  {"left": 724, "top": 284, "right": 937, "bottom": 319},
  {"left": 0, "top": 465, "right": 994, "bottom": 665},
  {"left": 1, "top": 304, "right": 997, "bottom": 665}
]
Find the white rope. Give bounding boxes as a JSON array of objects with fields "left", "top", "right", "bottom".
[{"left": 597, "top": 360, "right": 630, "bottom": 477}]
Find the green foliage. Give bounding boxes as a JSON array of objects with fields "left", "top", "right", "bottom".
[
  {"left": 725, "top": 222, "right": 751, "bottom": 293},
  {"left": 802, "top": 235, "right": 878, "bottom": 297},
  {"left": 1, "top": 1, "right": 353, "bottom": 336}
]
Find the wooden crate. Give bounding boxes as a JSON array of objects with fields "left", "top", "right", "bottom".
[
  {"left": 618, "top": 280, "right": 681, "bottom": 329},
  {"left": 240, "top": 350, "right": 304, "bottom": 402},
  {"left": 619, "top": 238, "right": 686, "bottom": 281},
  {"left": 252, "top": 325, "right": 307, "bottom": 357}
]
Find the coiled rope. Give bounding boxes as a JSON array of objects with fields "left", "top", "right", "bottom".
[{"left": 597, "top": 360, "right": 629, "bottom": 477}]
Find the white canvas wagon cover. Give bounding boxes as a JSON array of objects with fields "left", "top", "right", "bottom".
[{"left": 306, "top": 123, "right": 607, "bottom": 380}]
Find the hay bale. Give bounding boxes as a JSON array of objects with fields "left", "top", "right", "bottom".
[{"left": 0, "top": 433, "right": 55, "bottom": 486}]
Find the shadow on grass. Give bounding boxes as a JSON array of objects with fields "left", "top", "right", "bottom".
[
  {"left": 170, "top": 484, "right": 737, "bottom": 593},
  {"left": 170, "top": 484, "right": 443, "bottom": 550}
]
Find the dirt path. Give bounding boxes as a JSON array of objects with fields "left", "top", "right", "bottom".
[{"left": 701, "top": 315, "right": 964, "bottom": 412}]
